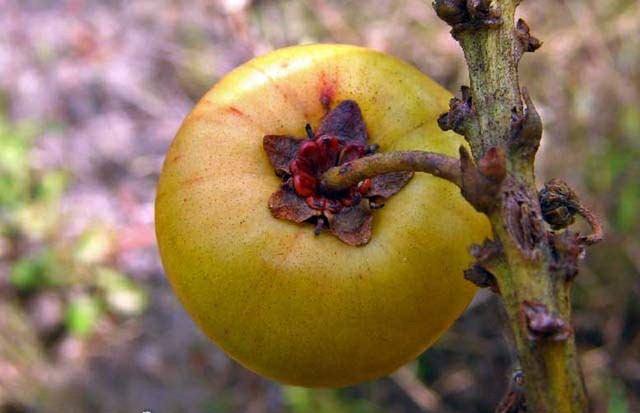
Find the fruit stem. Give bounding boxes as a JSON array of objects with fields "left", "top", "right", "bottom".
[{"left": 320, "top": 150, "right": 462, "bottom": 192}]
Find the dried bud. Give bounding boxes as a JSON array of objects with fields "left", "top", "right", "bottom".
[
  {"left": 466, "top": 0, "right": 492, "bottom": 19},
  {"left": 434, "top": 0, "right": 502, "bottom": 35},
  {"left": 437, "top": 86, "right": 476, "bottom": 136},
  {"left": 433, "top": 0, "right": 468, "bottom": 26},
  {"left": 464, "top": 265, "right": 499, "bottom": 292},
  {"left": 515, "top": 18, "right": 542, "bottom": 60},
  {"left": 539, "top": 179, "right": 579, "bottom": 230},
  {"left": 459, "top": 146, "right": 504, "bottom": 213},
  {"left": 548, "top": 231, "right": 585, "bottom": 281},
  {"left": 470, "top": 238, "right": 502, "bottom": 261},
  {"left": 509, "top": 88, "right": 542, "bottom": 160}
]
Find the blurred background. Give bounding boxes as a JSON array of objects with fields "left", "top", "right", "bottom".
[{"left": 0, "top": 0, "right": 638, "bottom": 412}]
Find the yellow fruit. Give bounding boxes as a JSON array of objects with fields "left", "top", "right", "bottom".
[{"left": 155, "top": 44, "right": 490, "bottom": 387}]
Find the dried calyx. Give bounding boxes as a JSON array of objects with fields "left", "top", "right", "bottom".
[{"left": 264, "top": 100, "right": 412, "bottom": 246}]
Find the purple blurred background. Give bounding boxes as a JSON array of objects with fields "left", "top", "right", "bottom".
[{"left": 0, "top": 1, "right": 638, "bottom": 412}]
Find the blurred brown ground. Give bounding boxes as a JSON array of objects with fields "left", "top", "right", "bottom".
[{"left": 0, "top": 1, "right": 638, "bottom": 412}]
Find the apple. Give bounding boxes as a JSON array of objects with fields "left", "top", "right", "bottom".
[{"left": 155, "top": 44, "right": 490, "bottom": 387}]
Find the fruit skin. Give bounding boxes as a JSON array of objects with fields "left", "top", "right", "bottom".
[{"left": 155, "top": 44, "right": 491, "bottom": 387}]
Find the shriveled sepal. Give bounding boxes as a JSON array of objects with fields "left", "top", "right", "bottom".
[
  {"left": 264, "top": 135, "right": 306, "bottom": 177},
  {"left": 315, "top": 100, "right": 368, "bottom": 146},
  {"left": 269, "top": 184, "right": 318, "bottom": 223},
  {"left": 326, "top": 203, "right": 373, "bottom": 246},
  {"left": 366, "top": 171, "right": 413, "bottom": 200}
]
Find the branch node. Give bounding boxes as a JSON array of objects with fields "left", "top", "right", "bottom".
[
  {"left": 459, "top": 146, "right": 506, "bottom": 213},
  {"left": 508, "top": 88, "right": 542, "bottom": 161},
  {"left": 478, "top": 146, "right": 507, "bottom": 181},
  {"left": 437, "top": 86, "right": 478, "bottom": 138},
  {"left": 548, "top": 231, "right": 585, "bottom": 282},
  {"left": 464, "top": 238, "right": 503, "bottom": 292},
  {"left": 432, "top": 0, "right": 467, "bottom": 26},
  {"left": 433, "top": 0, "right": 503, "bottom": 38},
  {"left": 521, "top": 301, "right": 572, "bottom": 342}
]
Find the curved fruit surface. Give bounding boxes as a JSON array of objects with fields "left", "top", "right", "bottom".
[{"left": 155, "top": 44, "right": 491, "bottom": 387}]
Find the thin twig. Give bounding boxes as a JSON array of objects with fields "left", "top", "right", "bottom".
[
  {"left": 576, "top": 204, "right": 604, "bottom": 246},
  {"left": 320, "top": 150, "right": 462, "bottom": 192}
]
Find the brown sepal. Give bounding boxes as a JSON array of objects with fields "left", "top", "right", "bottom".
[
  {"left": 316, "top": 100, "right": 368, "bottom": 146},
  {"left": 367, "top": 171, "right": 414, "bottom": 199},
  {"left": 521, "top": 301, "right": 572, "bottom": 342},
  {"left": 326, "top": 202, "right": 373, "bottom": 246},
  {"left": 263, "top": 135, "right": 306, "bottom": 177},
  {"left": 269, "top": 184, "right": 318, "bottom": 223}
]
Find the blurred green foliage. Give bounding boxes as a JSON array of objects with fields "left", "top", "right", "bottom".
[
  {"left": 283, "top": 387, "right": 383, "bottom": 413},
  {"left": 65, "top": 294, "right": 103, "bottom": 337},
  {"left": 9, "top": 250, "right": 60, "bottom": 293},
  {"left": 0, "top": 113, "right": 148, "bottom": 341},
  {"left": 608, "top": 379, "right": 630, "bottom": 413}
]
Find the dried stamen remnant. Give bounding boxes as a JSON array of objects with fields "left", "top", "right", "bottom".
[
  {"left": 289, "top": 136, "right": 372, "bottom": 212},
  {"left": 264, "top": 100, "right": 412, "bottom": 246}
]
